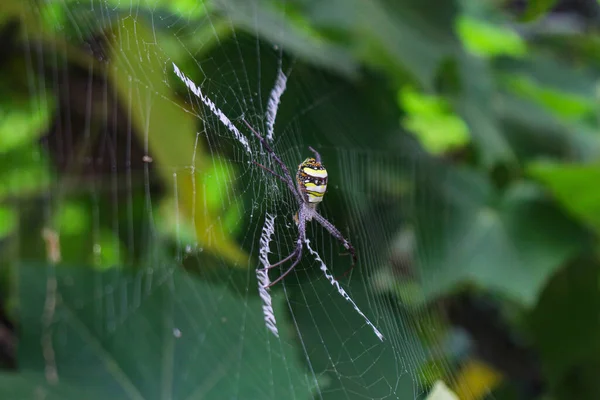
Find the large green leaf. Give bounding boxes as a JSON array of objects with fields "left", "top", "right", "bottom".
[
  {"left": 215, "top": 0, "right": 359, "bottom": 78},
  {"left": 107, "top": 17, "right": 248, "bottom": 266},
  {"left": 520, "top": 0, "right": 558, "bottom": 21},
  {"left": 496, "top": 92, "right": 600, "bottom": 162},
  {"left": 217, "top": 0, "right": 458, "bottom": 87},
  {"left": 0, "top": 146, "right": 50, "bottom": 201},
  {"left": 0, "top": 372, "right": 109, "bottom": 400},
  {"left": 415, "top": 165, "right": 588, "bottom": 307},
  {"left": 528, "top": 161, "right": 600, "bottom": 235},
  {"left": 0, "top": 92, "right": 54, "bottom": 154},
  {"left": 13, "top": 262, "right": 311, "bottom": 399},
  {"left": 454, "top": 54, "right": 516, "bottom": 166},
  {"left": 457, "top": 16, "right": 527, "bottom": 58}
]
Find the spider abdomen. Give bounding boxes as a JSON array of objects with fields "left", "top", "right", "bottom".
[{"left": 297, "top": 157, "right": 328, "bottom": 204}]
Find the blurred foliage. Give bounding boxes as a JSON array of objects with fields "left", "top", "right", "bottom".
[
  {"left": 399, "top": 86, "right": 470, "bottom": 154},
  {"left": 1, "top": 0, "right": 600, "bottom": 399},
  {"left": 457, "top": 16, "right": 527, "bottom": 58},
  {"left": 8, "top": 262, "right": 310, "bottom": 399}
]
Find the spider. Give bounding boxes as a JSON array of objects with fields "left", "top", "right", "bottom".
[{"left": 243, "top": 119, "right": 357, "bottom": 287}]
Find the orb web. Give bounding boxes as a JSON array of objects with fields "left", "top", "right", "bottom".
[{"left": 12, "top": 1, "right": 461, "bottom": 399}]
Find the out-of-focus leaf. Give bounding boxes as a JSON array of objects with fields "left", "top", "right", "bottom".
[
  {"left": 165, "top": 0, "right": 212, "bottom": 18},
  {"left": 530, "top": 258, "right": 600, "bottom": 398},
  {"left": 94, "top": 230, "right": 124, "bottom": 269},
  {"left": 0, "top": 206, "right": 17, "bottom": 239},
  {"left": 496, "top": 92, "right": 600, "bottom": 162},
  {"left": 39, "top": 2, "right": 67, "bottom": 32},
  {"left": 203, "top": 157, "right": 238, "bottom": 213},
  {"left": 455, "top": 55, "right": 516, "bottom": 166},
  {"left": 17, "top": 262, "right": 311, "bottom": 399},
  {"left": 155, "top": 158, "right": 243, "bottom": 249},
  {"left": 55, "top": 202, "right": 90, "bottom": 235},
  {"left": 478, "top": 45, "right": 599, "bottom": 164},
  {"left": 416, "top": 166, "right": 587, "bottom": 307},
  {"left": 0, "top": 94, "right": 54, "bottom": 153},
  {"left": 457, "top": 17, "right": 526, "bottom": 58},
  {"left": 218, "top": 0, "right": 458, "bottom": 86},
  {"left": 520, "top": 0, "right": 558, "bottom": 22},
  {"left": 0, "top": 372, "right": 108, "bottom": 400},
  {"left": 505, "top": 75, "right": 594, "bottom": 121},
  {"left": 528, "top": 161, "right": 600, "bottom": 234},
  {"left": 398, "top": 87, "right": 470, "bottom": 154},
  {"left": 0, "top": 148, "right": 50, "bottom": 201},
  {"left": 107, "top": 17, "right": 248, "bottom": 267},
  {"left": 215, "top": 0, "right": 359, "bottom": 77},
  {"left": 104, "top": 0, "right": 212, "bottom": 18},
  {"left": 499, "top": 54, "right": 597, "bottom": 120}
]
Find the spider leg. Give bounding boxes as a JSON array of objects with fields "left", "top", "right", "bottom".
[
  {"left": 266, "top": 245, "right": 303, "bottom": 287},
  {"left": 243, "top": 119, "right": 305, "bottom": 205},
  {"left": 243, "top": 120, "right": 295, "bottom": 183},
  {"left": 261, "top": 247, "right": 299, "bottom": 269},
  {"left": 308, "top": 146, "right": 322, "bottom": 163},
  {"left": 252, "top": 161, "right": 288, "bottom": 184},
  {"left": 261, "top": 207, "right": 307, "bottom": 287},
  {"left": 313, "top": 212, "right": 357, "bottom": 276}
]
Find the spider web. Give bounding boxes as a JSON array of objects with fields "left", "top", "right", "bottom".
[{"left": 11, "top": 1, "right": 465, "bottom": 399}]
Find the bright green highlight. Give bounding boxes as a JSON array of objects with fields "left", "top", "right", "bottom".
[
  {"left": 398, "top": 87, "right": 469, "bottom": 154},
  {"left": 457, "top": 16, "right": 527, "bottom": 58},
  {"left": 0, "top": 206, "right": 17, "bottom": 239},
  {"left": 506, "top": 75, "right": 594, "bottom": 120},
  {"left": 94, "top": 230, "right": 123, "bottom": 269},
  {"left": 40, "top": 2, "right": 67, "bottom": 32},
  {"left": 528, "top": 161, "right": 600, "bottom": 235},
  {"left": 168, "top": 0, "right": 210, "bottom": 17},
  {"left": 103, "top": 0, "right": 210, "bottom": 17},
  {"left": 56, "top": 203, "right": 90, "bottom": 236},
  {"left": 156, "top": 157, "right": 243, "bottom": 245},
  {"left": 0, "top": 161, "right": 50, "bottom": 201},
  {"left": 0, "top": 95, "right": 54, "bottom": 153}
]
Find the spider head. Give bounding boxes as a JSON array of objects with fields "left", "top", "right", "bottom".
[{"left": 302, "top": 157, "right": 320, "bottom": 167}]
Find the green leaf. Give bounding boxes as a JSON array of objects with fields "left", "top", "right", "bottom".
[
  {"left": 218, "top": 0, "right": 459, "bottom": 86},
  {"left": 0, "top": 372, "right": 109, "bottom": 400},
  {"left": 495, "top": 92, "right": 600, "bottom": 162},
  {"left": 39, "top": 2, "right": 67, "bottom": 32},
  {"left": 0, "top": 93, "right": 54, "bottom": 154},
  {"left": 107, "top": 17, "right": 248, "bottom": 266},
  {"left": 457, "top": 17, "right": 527, "bottom": 58},
  {"left": 0, "top": 206, "right": 17, "bottom": 239},
  {"left": 505, "top": 75, "right": 595, "bottom": 121},
  {"left": 528, "top": 161, "right": 600, "bottom": 234},
  {"left": 416, "top": 166, "right": 587, "bottom": 307},
  {"left": 521, "top": 0, "right": 558, "bottom": 22},
  {"left": 55, "top": 202, "right": 90, "bottom": 236},
  {"left": 0, "top": 148, "right": 51, "bottom": 201},
  {"left": 216, "top": 0, "right": 359, "bottom": 78},
  {"left": 398, "top": 87, "right": 470, "bottom": 154},
  {"left": 17, "top": 262, "right": 311, "bottom": 399},
  {"left": 455, "top": 55, "right": 516, "bottom": 166}
]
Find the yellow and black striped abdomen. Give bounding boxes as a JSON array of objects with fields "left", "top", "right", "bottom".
[{"left": 296, "top": 157, "right": 328, "bottom": 204}]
